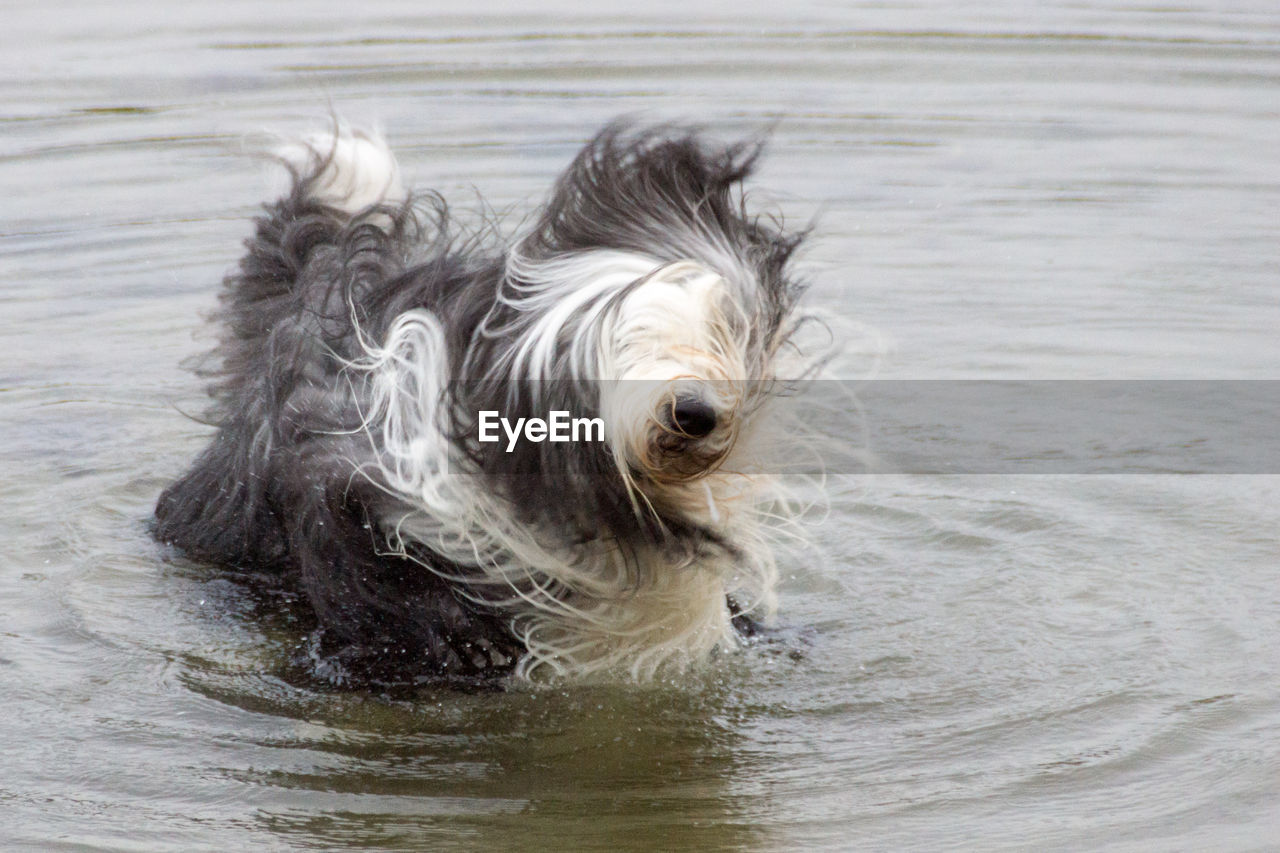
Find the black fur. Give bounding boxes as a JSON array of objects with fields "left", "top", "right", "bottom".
[{"left": 155, "top": 122, "right": 801, "bottom": 687}]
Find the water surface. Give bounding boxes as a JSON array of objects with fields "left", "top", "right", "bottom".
[{"left": 2, "top": 2, "right": 1279, "bottom": 850}]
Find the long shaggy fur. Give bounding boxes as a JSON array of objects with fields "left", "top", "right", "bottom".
[{"left": 155, "top": 121, "right": 817, "bottom": 687}]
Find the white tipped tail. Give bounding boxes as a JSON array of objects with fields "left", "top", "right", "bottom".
[{"left": 278, "top": 126, "right": 406, "bottom": 217}]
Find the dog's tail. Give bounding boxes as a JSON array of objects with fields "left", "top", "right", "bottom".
[
  {"left": 155, "top": 128, "right": 410, "bottom": 568},
  {"left": 222, "top": 127, "right": 408, "bottom": 376},
  {"left": 275, "top": 128, "right": 407, "bottom": 223}
]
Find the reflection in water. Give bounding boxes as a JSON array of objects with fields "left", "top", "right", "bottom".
[{"left": 188, "top": 647, "right": 772, "bottom": 851}]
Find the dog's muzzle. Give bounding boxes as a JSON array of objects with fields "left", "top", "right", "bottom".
[
  {"left": 670, "top": 395, "right": 717, "bottom": 438},
  {"left": 634, "top": 388, "right": 736, "bottom": 483}
]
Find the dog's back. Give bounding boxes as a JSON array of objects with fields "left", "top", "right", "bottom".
[
  {"left": 155, "top": 132, "right": 522, "bottom": 684},
  {"left": 156, "top": 132, "right": 398, "bottom": 565}
]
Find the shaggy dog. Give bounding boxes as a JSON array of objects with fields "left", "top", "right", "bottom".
[{"left": 154, "top": 121, "right": 816, "bottom": 686}]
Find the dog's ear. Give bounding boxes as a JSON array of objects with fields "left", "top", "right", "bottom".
[
  {"left": 522, "top": 122, "right": 806, "bottom": 337},
  {"left": 524, "top": 122, "right": 764, "bottom": 260}
]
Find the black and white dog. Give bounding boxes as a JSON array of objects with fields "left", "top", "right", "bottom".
[{"left": 155, "top": 121, "right": 817, "bottom": 686}]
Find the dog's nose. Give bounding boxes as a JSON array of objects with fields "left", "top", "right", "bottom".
[{"left": 671, "top": 397, "right": 717, "bottom": 438}]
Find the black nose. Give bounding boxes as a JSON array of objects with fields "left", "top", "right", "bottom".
[{"left": 671, "top": 397, "right": 717, "bottom": 438}]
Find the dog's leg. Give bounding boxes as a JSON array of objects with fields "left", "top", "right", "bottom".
[
  {"left": 727, "top": 594, "right": 764, "bottom": 638},
  {"left": 283, "top": 469, "right": 522, "bottom": 685}
]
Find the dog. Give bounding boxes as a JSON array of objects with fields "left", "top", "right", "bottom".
[{"left": 154, "top": 120, "right": 818, "bottom": 687}]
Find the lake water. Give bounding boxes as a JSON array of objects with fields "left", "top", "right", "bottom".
[{"left": 3, "top": 2, "right": 1279, "bottom": 850}]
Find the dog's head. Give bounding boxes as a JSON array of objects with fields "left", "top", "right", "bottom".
[
  {"left": 594, "top": 259, "right": 757, "bottom": 501},
  {"left": 457, "top": 123, "right": 808, "bottom": 541}
]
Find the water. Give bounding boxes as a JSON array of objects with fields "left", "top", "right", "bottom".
[{"left": 3, "top": 2, "right": 1279, "bottom": 849}]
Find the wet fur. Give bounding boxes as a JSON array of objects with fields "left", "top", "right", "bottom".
[{"left": 155, "top": 122, "right": 810, "bottom": 687}]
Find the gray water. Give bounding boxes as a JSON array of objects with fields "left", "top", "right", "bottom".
[{"left": 3, "top": 2, "right": 1279, "bottom": 850}]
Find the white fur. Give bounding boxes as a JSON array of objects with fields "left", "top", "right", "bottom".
[
  {"left": 307, "top": 128, "right": 817, "bottom": 681},
  {"left": 343, "top": 245, "right": 798, "bottom": 681},
  {"left": 279, "top": 126, "right": 406, "bottom": 217}
]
